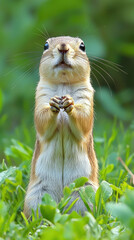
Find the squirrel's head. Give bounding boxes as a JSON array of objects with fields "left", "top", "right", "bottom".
[{"left": 39, "top": 36, "right": 90, "bottom": 84}]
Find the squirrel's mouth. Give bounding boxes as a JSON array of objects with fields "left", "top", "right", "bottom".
[{"left": 54, "top": 60, "right": 72, "bottom": 69}]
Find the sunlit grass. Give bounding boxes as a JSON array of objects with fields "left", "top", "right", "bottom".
[{"left": 0, "top": 118, "right": 134, "bottom": 239}]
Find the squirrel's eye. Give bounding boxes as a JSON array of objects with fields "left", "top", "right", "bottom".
[
  {"left": 44, "top": 42, "right": 49, "bottom": 50},
  {"left": 79, "top": 42, "right": 85, "bottom": 52}
]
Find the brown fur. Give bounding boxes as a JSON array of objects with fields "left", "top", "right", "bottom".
[
  {"left": 24, "top": 36, "right": 99, "bottom": 218},
  {"left": 69, "top": 97, "right": 98, "bottom": 185},
  {"left": 87, "top": 134, "right": 98, "bottom": 185},
  {"left": 23, "top": 140, "right": 41, "bottom": 217},
  {"left": 30, "top": 139, "right": 41, "bottom": 181}
]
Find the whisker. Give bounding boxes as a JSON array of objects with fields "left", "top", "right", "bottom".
[
  {"left": 90, "top": 57, "right": 119, "bottom": 73},
  {"left": 34, "top": 42, "right": 44, "bottom": 49},
  {"left": 91, "top": 65, "right": 112, "bottom": 94},
  {"left": 42, "top": 25, "right": 50, "bottom": 39},
  {"left": 13, "top": 51, "right": 42, "bottom": 56},
  {"left": 91, "top": 61, "right": 116, "bottom": 86},
  {"left": 90, "top": 56, "right": 127, "bottom": 75},
  {"left": 75, "top": 56, "right": 103, "bottom": 86},
  {"left": 14, "top": 57, "right": 41, "bottom": 63},
  {"left": 11, "top": 57, "right": 41, "bottom": 64},
  {"left": 77, "top": 53, "right": 119, "bottom": 88},
  {"left": 33, "top": 31, "right": 45, "bottom": 39},
  {"left": 11, "top": 66, "right": 37, "bottom": 90},
  {"left": 9, "top": 52, "right": 41, "bottom": 66},
  {"left": 91, "top": 71, "right": 101, "bottom": 90},
  {"left": 77, "top": 51, "right": 126, "bottom": 74},
  {"left": 89, "top": 55, "right": 126, "bottom": 70},
  {"left": 4, "top": 59, "right": 39, "bottom": 77},
  {"left": 35, "top": 27, "right": 46, "bottom": 39},
  {"left": 76, "top": 51, "right": 126, "bottom": 75}
]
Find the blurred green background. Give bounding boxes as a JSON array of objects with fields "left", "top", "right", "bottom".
[{"left": 0, "top": 0, "right": 134, "bottom": 160}]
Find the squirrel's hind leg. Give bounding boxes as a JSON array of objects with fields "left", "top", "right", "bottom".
[{"left": 24, "top": 179, "right": 57, "bottom": 219}]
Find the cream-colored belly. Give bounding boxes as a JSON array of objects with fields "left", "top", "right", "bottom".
[{"left": 35, "top": 111, "right": 91, "bottom": 199}]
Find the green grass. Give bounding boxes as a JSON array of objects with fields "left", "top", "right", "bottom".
[
  {"left": 0, "top": 0, "right": 134, "bottom": 238},
  {"left": 0, "top": 118, "right": 134, "bottom": 240}
]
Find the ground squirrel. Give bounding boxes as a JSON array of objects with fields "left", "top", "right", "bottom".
[{"left": 24, "top": 36, "right": 98, "bottom": 218}]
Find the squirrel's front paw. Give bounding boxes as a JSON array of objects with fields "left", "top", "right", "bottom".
[
  {"left": 49, "top": 96, "right": 61, "bottom": 113},
  {"left": 61, "top": 95, "right": 74, "bottom": 113}
]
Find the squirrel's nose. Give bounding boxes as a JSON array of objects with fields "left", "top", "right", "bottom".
[{"left": 58, "top": 43, "right": 69, "bottom": 54}]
